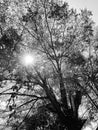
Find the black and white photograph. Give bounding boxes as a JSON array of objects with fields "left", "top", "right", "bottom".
[{"left": 0, "top": 0, "right": 98, "bottom": 130}]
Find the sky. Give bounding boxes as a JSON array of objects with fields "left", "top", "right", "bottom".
[{"left": 65, "top": 0, "right": 98, "bottom": 25}]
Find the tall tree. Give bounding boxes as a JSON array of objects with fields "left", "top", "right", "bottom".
[{"left": 0, "top": 0, "right": 98, "bottom": 130}]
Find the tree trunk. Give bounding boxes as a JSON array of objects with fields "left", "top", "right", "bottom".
[{"left": 66, "top": 118, "right": 86, "bottom": 130}]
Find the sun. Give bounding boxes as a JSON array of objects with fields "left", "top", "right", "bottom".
[{"left": 22, "top": 53, "right": 35, "bottom": 66}]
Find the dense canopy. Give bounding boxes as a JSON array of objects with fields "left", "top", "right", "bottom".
[{"left": 0, "top": 0, "right": 98, "bottom": 130}]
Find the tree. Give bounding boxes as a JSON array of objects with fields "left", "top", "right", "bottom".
[{"left": 0, "top": 0, "right": 98, "bottom": 130}]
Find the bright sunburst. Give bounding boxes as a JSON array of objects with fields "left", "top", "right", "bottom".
[{"left": 22, "top": 54, "right": 35, "bottom": 66}]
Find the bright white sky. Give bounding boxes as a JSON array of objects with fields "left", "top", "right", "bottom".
[{"left": 65, "top": 0, "right": 98, "bottom": 25}]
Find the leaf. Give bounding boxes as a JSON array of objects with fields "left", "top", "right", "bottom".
[
  {"left": 12, "top": 85, "right": 18, "bottom": 92},
  {"left": 9, "top": 105, "right": 13, "bottom": 111}
]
